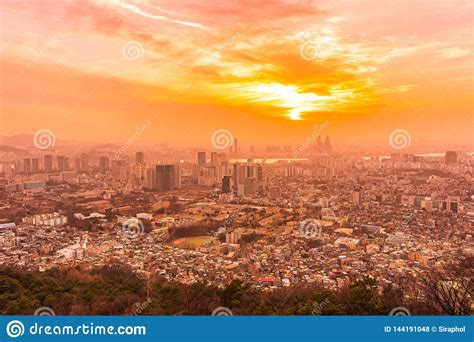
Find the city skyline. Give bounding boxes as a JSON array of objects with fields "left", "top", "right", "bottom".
[{"left": 0, "top": 0, "right": 473, "bottom": 147}]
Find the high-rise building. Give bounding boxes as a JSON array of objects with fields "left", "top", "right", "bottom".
[
  {"left": 99, "top": 156, "right": 110, "bottom": 172},
  {"left": 352, "top": 190, "right": 361, "bottom": 206},
  {"left": 198, "top": 165, "right": 217, "bottom": 187},
  {"left": 446, "top": 196, "right": 460, "bottom": 213},
  {"left": 257, "top": 165, "right": 263, "bottom": 182},
  {"left": 111, "top": 160, "right": 127, "bottom": 180},
  {"left": 445, "top": 151, "right": 457, "bottom": 165},
  {"left": 133, "top": 163, "right": 145, "bottom": 180},
  {"left": 136, "top": 152, "right": 145, "bottom": 165},
  {"left": 58, "top": 156, "right": 68, "bottom": 171},
  {"left": 197, "top": 152, "right": 206, "bottom": 166},
  {"left": 31, "top": 158, "right": 39, "bottom": 173},
  {"left": 73, "top": 157, "right": 81, "bottom": 172},
  {"left": 244, "top": 177, "right": 258, "bottom": 196},
  {"left": 44, "top": 155, "right": 53, "bottom": 172},
  {"left": 233, "top": 163, "right": 246, "bottom": 194},
  {"left": 234, "top": 138, "right": 238, "bottom": 155},
  {"left": 210, "top": 152, "right": 218, "bottom": 165},
  {"left": 156, "top": 164, "right": 181, "bottom": 191},
  {"left": 23, "top": 159, "right": 31, "bottom": 173},
  {"left": 80, "top": 153, "right": 89, "bottom": 172},
  {"left": 174, "top": 164, "right": 182, "bottom": 189},
  {"left": 146, "top": 167, "right": 156, "bottom": 189},
  {"left": 222, "top": 175, "right": 232, "bottom": 193}
]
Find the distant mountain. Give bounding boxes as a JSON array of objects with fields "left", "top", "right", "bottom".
[
  {"left": 0, "top": 145, "right": 27, "bottom": 154},
  {"left": 0, "top": 134, "right": 120, "bottom": 150},
  {"left": 95, "top": 143, "right": 120, "bottom": 150},
  {"left": 0, "top": 134, "right": 35, "bottom": 147}
]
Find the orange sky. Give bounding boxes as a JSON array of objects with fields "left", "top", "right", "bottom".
[{"left": 0, "top": 0, "right": 472, "bottom": 150}]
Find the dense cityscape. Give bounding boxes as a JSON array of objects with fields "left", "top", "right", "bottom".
[{"left": 0, "top": 134, "right": 472, "bottom": 315}]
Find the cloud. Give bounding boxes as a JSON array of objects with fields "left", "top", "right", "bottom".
[
  {"left": 112, "top": 0, "right": 205, "bottom": 28},
  {"left": 439, "top": 47, "right": 470, "bottom": 59}
]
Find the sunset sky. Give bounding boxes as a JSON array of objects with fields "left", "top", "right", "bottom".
[{"left": 0, "top": 0, "right": 472, "bottom": 150}]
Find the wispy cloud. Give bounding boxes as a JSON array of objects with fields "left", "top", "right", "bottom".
[
  {"left": 112, "top": 0, "right": 205, "bottom": 28},
  {"left": 439, "top": 47, "right": 470, "bottom": 59}
]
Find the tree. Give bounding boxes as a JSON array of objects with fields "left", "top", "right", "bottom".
[
  {"left": 345, "top": 277, "right": 381, "bottom": 315},
  {"left": 418, "top": 262, "right": 472, "bottom": 315}
]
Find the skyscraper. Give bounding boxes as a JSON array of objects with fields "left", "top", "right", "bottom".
[
  {"left": 352, "top": 189, "right": 361, "bottom": 206},
  {"left": 210, "top": 152, "right": 218, "bottom": 165},
  {"left": 222, "top": 175, "right": 232, "bottom": 193},
  {"left": 136, "top": 152, "right": 145, "bottom": 164},
  {"left": 73, "top": 157, "right": 81, "bottom": 172},
  {"left": 44, "top": 155, "right": 53, "bottom": 172},
  {"left": 99, "top": 156, "right": 110, "bottom": 172},
  {"left": 146, "top": 167, "right": 156, "bottom": 190},
  {"left": 57, "top": 155, "right": 68, "bottom": 171},
  {"left": 31, "top": 158, "right": 39, "bottom": 173},
  {"left": 197, "top": 152, "right": 206, "bottom": 166},
  {"left": 111, "top": 159, "right": 127, "bottom": 179},
  {"left": 156, "top": 164, "right": 181, "bottom": 191},
  {"left": 80, "top": 153, "right": 89, "bottom": 171},
  {"left": 23, "top": 159, "right": 31, "bottom": 173},
  {"left": 244, "top": 177, "right": 258, "bottom": 196},
  {"left": 233, "top": 163, "right": 244, "bottom": 194},
  {"left": 445, "top": 151, "right": 457, "bottom": 165},
  {"left": 446, "top": 196, "right": 460, "bottom": 213}
]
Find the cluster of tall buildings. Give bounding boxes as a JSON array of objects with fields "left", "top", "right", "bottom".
[
  {"left": 196, "top": 151, "right": 264, "bottom": 196},
  {"left": 22, "top": 153, "right": 90, "bottom": 174},
  {"left": 146, "top": 164, "right": 181, "bottom": 191}
]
